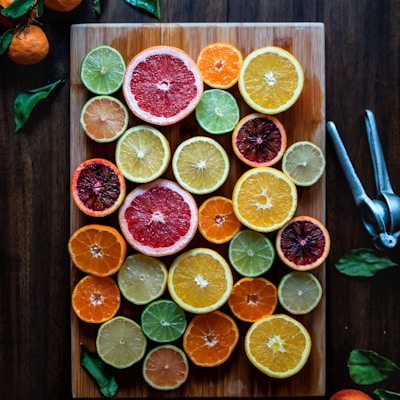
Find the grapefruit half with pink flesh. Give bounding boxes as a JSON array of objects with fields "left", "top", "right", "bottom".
[
  {"left": 118, "top": 179, "right": 198, "bottom": 257},
  {"left": 122, "top": 46, "right": 203, "bottom": 126}
]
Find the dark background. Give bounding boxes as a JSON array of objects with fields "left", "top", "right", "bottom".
[{"left": 0, "top": 1, "right": 399, "bottom": 399}]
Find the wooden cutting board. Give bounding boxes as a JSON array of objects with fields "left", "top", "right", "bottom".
[{"left": 70, "top": 23, "right": 326, "bottom": 398}]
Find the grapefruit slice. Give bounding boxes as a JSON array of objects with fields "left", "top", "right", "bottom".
[
  {"left": 118, "top": 179, "right": 198, "bottom": 257},
  {"left": 123, "top": 46, "right": 203, "bottom": 126}
]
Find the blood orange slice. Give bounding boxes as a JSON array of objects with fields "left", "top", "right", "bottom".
[
  {"left": 276, "top": 216, "right": 331, "bottom": 271},
  {"left": 122, "top": 46, "right": 203, "bottom": 126},
  {"left": 232, "top": 113, "right": 287, "bottom": 167},
  {"left": 118, "top": 179, "right": 198, "bottom": 257},
  {"left": 71, "top": 158, "right": 126, "bottom": 217}
]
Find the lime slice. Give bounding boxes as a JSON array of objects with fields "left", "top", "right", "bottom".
[
  {"left": 117, "top": 253, "right": 168, "bottom": 305},
  {"left": 278, "top": 271, "right": 322, "bottom": 314},
  {"left": 228, "top": 229, "right": 275, "bottom": 277},
  {"left": 115, "top": 125, "right": 171, "bottom": 183},
  {"left": 282, "top": 141, "right": 326, "bottom": 186},
  {"left": 141, "top": 299, "right": 187, "bottom": 343},
  {"left": 80, "top": 45, "right": 126, "bottom": 95},
  {"left": 96, "top": 316, "right": 147, "bottom": 369},
  {"left": 195, "top": 89, "right": 240, "bottom": 134}
]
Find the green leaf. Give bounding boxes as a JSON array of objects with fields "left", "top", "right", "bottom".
[
  {"left": 335, "top": 247, "right": 398, "bottom": 277},
  {"left": 124, "top": 0, "right": 160, "bottom": 19},
  {"left": 1, "top": 0, "right": 35, "bottom": 19},
  {"left": 0, "top": 29, "right": 13, "bottom": 56},
  {"left": 348, "top": 349, "right": 400, "bottom": 385},
  {"left": 81, "top": 345, "right": 118, "bottom": 398},
  {"left": 14, "top": 77, "right": 66, "bottom": 133},
  {"left": 374, "top": 389, "right": 400, "bottom": 399},
  {"left": 92, "top": 0, "right": 101, "bottom": 16}
]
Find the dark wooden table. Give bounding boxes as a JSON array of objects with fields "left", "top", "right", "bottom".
[{"left": 1, "top": 1, "right": 399, "bottom": 399}]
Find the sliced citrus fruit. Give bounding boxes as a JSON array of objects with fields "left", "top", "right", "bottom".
[
  {"left": 198, "top": 196, "right": 241, "bottom": 244},
  {"left": 71, "top": 275, "right": 121, "bottom": 323},
  {"left": 80, "top": 95, "right": 129, "bottom": 143},
  {"left": 196, "top": 42, "right": 243, "bottom": 89},
  {"left": 122, "top": 45, "right": 203, "bottom": 126},
  {"left": 195, "top": 89, "right": 240, "bottom": 134},
  {"left": 278, "top": 271, "right": 322, "bottom": 314},
  {"left": 245, "top": 314, "right": 311, "bottom": 378},
  {"left": 228, "top": 277, "right": 278, "bottom": 322},
  {"left": 238, "top": 46, "right": 304, "bottom": 114},
  {"left": 172, "top": 136, "right": 230, "bottom": 195},
  {"left": 232, "top": 113, "right": 287, "bottom": 167},
  {"left": 282, "top": 141, "right": 326, "bottom": 186},
  {"left": 117, "top": 253, "right": 167, "bottom": 305},
  {"left": 142, "top": 344, "right": 189, "bottom": 391},
  {"left": 228, "top": 229, "right": 275, "bottom": 277},
  {"left": 96, "top": 316, "right": 147, "bottom": 369},
  {"left": 118, "top": 179, "right": 198, "bottom": 257},
  {"left": 115, "top": 125, "right": 171, "bottom": 183},
  {"left": 141, "top": 299, "right": 187, "bottom": 343},
  {"left": 168, "top": 248, "right": 233, "bottom": 314},
  {"left": 68, "top": 224, "right": 127, "bottom": 277},
  {"left": 232, "top": 167, "right": 297, "bottom": 233},
  {"left": 71, "top": 158, "right": 126, "bottom": 217},
  {"left": 276, "top": 216, "right": 330, "bottom": 271},
  {"left": 183, "top": 310, "right": 239, "bottom": 367},
  {"left": 80, "top": 45, "right": 126, "bottom": 95}
]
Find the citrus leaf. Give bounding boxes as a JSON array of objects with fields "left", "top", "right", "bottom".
[
  {"left": 1, "top": 0, "right": 34, "bottom": 19},
  {"left": 348, "top": 349, "right": 400, "bottom": 385},
  {"left": 374, "top": 389, "right": 400, "bottom": 399},
  {"left": 81, "top": 345, "right": 118, "bottom": 398},
  {"left": 335, "top": 247, "right": 398, "bottom": 277},
  {"left": 14, "top": 77, "right": 66, "bottom": 133},
  {"left": 92, "top": 0, "right": 101, "bottom": 16},
  {"left": 124, "top": 0, "right": 160, "bottom": 19},
  {"left": 0, "top": 29, "right": 13, "bottom": 55}
]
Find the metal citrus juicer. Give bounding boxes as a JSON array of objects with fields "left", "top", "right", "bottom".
[{"left": 327, "top": 110, "right": 400, "bottom": 250}]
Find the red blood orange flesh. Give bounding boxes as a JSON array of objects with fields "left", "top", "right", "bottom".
[
  {"left": 123, "top": 46, "right": 203, "bottom": 126},
  {"left": 232, "top": 113, "right": 287, "bottom": 167},
  {"left": 118, "top": 179, "right": 198, "bottom": 257},
  {"left": 71, "top": 158, "right": 126, "bottom": 217}
]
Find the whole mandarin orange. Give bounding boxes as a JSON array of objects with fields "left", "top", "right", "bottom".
[
  {"left": 44, "top": 0, "right": 83, "bottom": 12},
  {"left": 330, "top": 389, "right": 373, "bottom": 400},
  {"left": 6, "top": 25, "right": 49, "bottom": 65},
  {"left": 0, "top": 0, "right": 37, "bottom": 27}
]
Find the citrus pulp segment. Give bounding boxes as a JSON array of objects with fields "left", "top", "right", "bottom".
[
  {"left": 238, "top": 46, "right": 304, "bottom": 114},
  {"left": 172, "top": 136, "right": 230, "bottom": 195},
  {"left": 228, "top": 277, "right": 278, "bottom": 322},
  {"left": 80, "top": 45, "right": 126, "bottom": 95},
  {"left": 141, "top": 299, "right": 187, "bottom": 343},
  {"left": 117, "top": 253, "right": 167, "bottom": 305},
  {"left": 80, "top": 95, "right": 129, "bottom": 143},
  {"left": 68, "top": 224, "right": 127, "bottom": 277},
  {"left": 198, "top": 196, "right": 242, "bottom": 244},
  {"left": 276, "top": 216, "right": 330, "bottom": 271},
  {"left": 278, "top": 271, "right": 322, "bottom": 314},
  {"left": 71, "top": 158, "right": 126, "bottom": 217},
  {"left": 183, "top": 310, "right": 239, "bottom": 367},
  {"left": 196, "top": 42, "right": 243, "bottom": 89},
  {"left": 122, "top": 46, "right": 203, "bottom": 125},
  {"left": 96, "top": 316, "right": 147, "bottom": 369},
  {"left": 232, "top": 113, "right": 287, "bottom": 167},
  {"left": 232, "top": 167, "right": 297, "bottom": 233},
  {"left": 282, "top": 141, "right": 326, "bottom": 186},
  {"left": 142, "top": 345, "right": 189, "bottom": 391},
  {"left": 118, "top": 179, "right": 198, "bottom": 257},
  {"left": 115, "top": 125, "right": 171, "bottom": 183},
  {"left": 168, "top": 248, "right": 233, "bottom": 314},
  {"left": 228, "top": 229, "right": 275, "bottom": 277},
  {"left": 244, "top": 314, "right": 312, "bottom": 378},
  {"left": 195, "top": 89, "right": 240, "bottom": 134},
  {"left": 71, "top": 275, "right": 121, "bottom": 323}
]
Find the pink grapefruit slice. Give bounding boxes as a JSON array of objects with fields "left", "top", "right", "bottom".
[
  {"left": 118, "top": 179, "right": 198, "bottom": 257},
  {"left": 122, "top": 46, "right": 204, "bottom": 126}
]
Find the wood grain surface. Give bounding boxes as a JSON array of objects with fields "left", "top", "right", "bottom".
[{"left": 70, "top": 22, "right": 325, "bottom": 398}]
